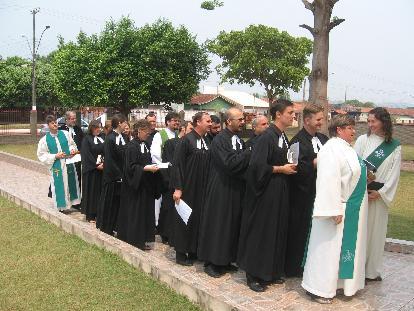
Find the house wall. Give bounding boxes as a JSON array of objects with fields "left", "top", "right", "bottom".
[{"left": 184, "top": 98, "right": 232, "bottom": 112}]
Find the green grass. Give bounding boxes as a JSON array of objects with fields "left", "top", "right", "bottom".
[
  {"left": 0, "top": 196, "right": 199, "bottom": 311},
  {"left": 387, "top": 171, "right": 414, "bottom": 241},
  {"left": 401, "top": 144, "right": 414, "bottom": 161},
  {"left": 0, "top": 143, "right": 38, "bottom": 161}
]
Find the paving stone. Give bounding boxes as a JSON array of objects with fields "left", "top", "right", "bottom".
[{"left": 1, "top": 158, "right": 414, "bottom": 311}]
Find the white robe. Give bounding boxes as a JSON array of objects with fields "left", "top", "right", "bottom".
[
  {"left": 354, "top": 134, "right": 401, "bottom": 279},
  {"left": 37, "top": 131, "right": 81, "bottom": 210},
  {"left": 302, "top": 137, "right": 368, "bottom": 298},
  {"left": 150, "top": 128, "right": 176, "bottom": 226}
]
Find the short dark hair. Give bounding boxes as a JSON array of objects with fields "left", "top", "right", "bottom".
[
  {"left": 111, "top": 114, "right": 127, "bottom": 129},
  {"left": 45, "top": 115, "right": 56, "bottom": 125},
  {"left": 192, "top": 112, "right": 209, "bottom": 127},
  {"left": 328, "top": 114, "right": 355, "bottom": 137},
  {"left": 165, "top": 112, "right": 180, "bottom": 126},
  {"left": 88, "top": 120, "right": 101, "bottom": 135},
  {"left": 145, "top": 112, "right": 156, "bottom": 119},
  {"left": 210, "top": 115, "right": 220, "bottom": 124},
  {"left": 303, "top": 103, "right": 324, "bottom": 119},
  {"left": 132, "top": 119, "right": 151, "bottom": 139},
  {"left": 269, "top": 99, "right": 294, "bottom": 119},
  {"left": 368, "top": 107, "right": 393, "bottom": 143}
]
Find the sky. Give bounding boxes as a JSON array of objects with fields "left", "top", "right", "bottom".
[{"left": 1, "top": 0, "right": 413, "bottom": 106}]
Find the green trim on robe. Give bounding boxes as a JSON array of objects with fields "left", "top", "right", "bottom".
[
  {"left": 365, "top": 138, "right": 400, "bottom": 170},
  {"left": 338, "top": 157, "right": 367, "bottom": 279},
  {"left": 46, "top": 131, "right": 79, "bottom": 209}
]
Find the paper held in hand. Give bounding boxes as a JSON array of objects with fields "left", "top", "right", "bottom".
[
  {"left": 65, "top": 153, "right": 81, "bottom": 164},
  {"left": 287, "top": 142, "right": 299, "bottom": 165},
  {"left": 175, "top": 199, "right": 192, "bottom": 225}
]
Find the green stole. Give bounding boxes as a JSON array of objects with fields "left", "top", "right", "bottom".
[
  {"left": 46, "top": 131, "right": 79, "bottom": 209},
  {"left": 338, "top": 157, "right": 366, "bottom": 279},
  {"left": 365, "top": 138, "right": 400, "bottom": 170}
]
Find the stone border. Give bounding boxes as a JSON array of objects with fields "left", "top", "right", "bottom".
[{"left": 0, "top": 188, "right": 232, "bottom": 311}]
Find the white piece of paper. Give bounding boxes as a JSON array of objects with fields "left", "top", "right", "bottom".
[
  {"left": 157, "top": 162, "right": 170, "bottom": 169},
  {"left": 287, "top": 142, "right": 300, "bottom": 165},
  {"left": 175, "top": 199, "right": 192, "bottom": 225},
  {"left": 65, "top": 153, "right": 81, "bottom": 164},
  {"left": 96, "top": 155, "right": 103, "bottom": 165}
]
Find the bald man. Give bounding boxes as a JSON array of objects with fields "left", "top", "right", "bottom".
[
  {"left": 246, "top": 115, "right": 269, "bottom": 150},
  {"left": 198, "top": 107, "right": 251, "bottom": 278}
]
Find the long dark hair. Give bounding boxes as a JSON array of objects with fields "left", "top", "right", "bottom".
[
  {"left": 87, "top": 120, "right": 101, "bottom": 135},
  {"left": 368, "top": 107, "right": 393, "bottom": 143}
]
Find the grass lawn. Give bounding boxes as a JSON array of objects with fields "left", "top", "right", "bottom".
[
  {"left": 0, "top": 143, "right": 38, "bottom": 161},
  {"left": 401, "top": 144, "right": 414, "bottom": 161},
  {"left": 387, "top": 171, "right": 414, "bottom": 241},
  {"left": 0, "top": 196, "right": 199, "bottom": 311}
]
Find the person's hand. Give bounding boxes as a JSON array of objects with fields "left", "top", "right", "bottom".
[
  {"left": 368, "top": 190, "right": 381, "bottom": 201},
  {"left": 96, "top": 163, "right": 104, "bottom": 171},
  {"left": 274, "top": 164, "right": 297, "bottom": 175},
  {"left": 173, "top": 189, "right": 182, "bottom": 204},
  {"left": 55, "top": 152, "right": 66, "bottom": 159},
  {"left": 332, "top": 215, "right": 343, "bottom": 224},
  {"left": 144, "top": 164, "right": 159, "bottom": 173},
  {"left": 313, "top": 158, "right": 317, "bottom": 168}
]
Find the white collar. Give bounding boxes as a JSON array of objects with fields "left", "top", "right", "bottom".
[{"left": 115, "top": 133, "right": 126, "bottom": 146}]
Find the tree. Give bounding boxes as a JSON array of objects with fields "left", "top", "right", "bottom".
[
  {"left": 53, "top": 17, "right": 210, "bottom": 115},
  {"left": 299, "top": 0, "right": 345, "bottom": 130},
  {"left": 208, "top": 25, "right": 312, "bottom": 104},
  {"left": 201, "top": 0, "right": 223, "bottom": 10}
]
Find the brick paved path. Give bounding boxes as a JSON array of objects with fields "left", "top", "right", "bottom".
[{"left": 1, "top": 159, "right": 414, "bottom": 311}]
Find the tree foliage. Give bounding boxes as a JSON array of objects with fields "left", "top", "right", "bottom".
[
  {"left": 52, "top": 17, "right": 210, "bottom": 114},
  {"left": 208, "top": 24, "right": 312, "bottom": 103},
  {"left": 0, "top": 56, "right": 58, "bottom": 108},
  {"left": 201, "top": 0, "right": 223, "bottom": 10}
]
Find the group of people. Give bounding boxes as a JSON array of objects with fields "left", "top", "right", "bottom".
[{"left": 37, "top": 102, "right": 401, "bottom": 304}]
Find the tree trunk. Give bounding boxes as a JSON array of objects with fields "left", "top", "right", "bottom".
[{"left": 300, "top": 0, "right": 344, "bottom": 134}]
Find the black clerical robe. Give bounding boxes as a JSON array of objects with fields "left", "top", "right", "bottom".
[
  {"left": 285, "top": 128, "right": 328, "bottom": 277},
  {"left": 238, "top": 124, "right": 290, "bottom": 281},
  {"left": 158, "top": 137, "right": 180, "bottom": 242},
  {"left": 204, "top": 132, "right": 217, "bottom": 145},
  {"left": 170, "top": 130, "right": 210, "bottom": 255},
  {"left": 80, "top": 134, "right": 104, "bottom": 221},
  {"left": 198, "top": 128, "right": 251, "bottom": 266},
  {"left": 245, "top": 134, "right": 258, "bottom": 150},
  {"left": 117, "top": 139, "right": 161, "bottom": 249},
  {"left": 146, "top": 129, "right": 158, "bottom": 147},
  {"left": 96, "top": 130, "right": 127, "bottom": 234}
]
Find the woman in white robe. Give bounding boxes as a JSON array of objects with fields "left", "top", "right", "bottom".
[
  {"left": 354, "top": 107, "right": 401, "bottom": 281},
  {"left": 37, "top": 115, "right": 80, "bottom": 211},
  {"left": 302, "top": 115, "right": 368, "bottom": 304}
]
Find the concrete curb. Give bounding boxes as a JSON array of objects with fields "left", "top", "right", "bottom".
[
  {"left": 0, "top": 188, "right": 233, "bottom": 311},
  {"left": 0, "top": 151, "right": 48, "bottom": 175}
]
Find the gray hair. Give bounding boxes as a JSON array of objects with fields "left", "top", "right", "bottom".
[
  {"left": 328, "top": 114, "right": 355, "bottom": 137},
  {"left": 65, "top": 111, "right": 76, "bottom": 119},
  {"left": 252, "top": 115, "right": 267, "bottom": 129}
]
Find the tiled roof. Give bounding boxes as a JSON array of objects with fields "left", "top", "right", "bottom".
[{"left": 189, "top": 94, "right": 218, "bottom": 105}]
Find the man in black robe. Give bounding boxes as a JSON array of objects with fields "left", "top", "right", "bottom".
[
  {"left": 96, "top": 114, "right": 128, "bottom": 235},
  {"left": 158, "top": 121, "right": 193, "bottom": 244},
  {"left": 245, "top": 115, "right": 269, "bottom": 150},
  {"left": 117, "top": 120, "right": 161, "bottom": 250},
  {"left": 170, "top": 112, "right": 212, "bottom": 266},
  {"left": 205, "top": 115, "right": 221, "bottom": 144},
  {"left": 285, "top": 104, "right": 328, "bottom": 277},
  {"left": 59, "top": 111, "right": 84, "bottom": 209},
  {"left": 238, "top": 99, "right": 297, "bottom": 292},
  {"left": 80, "top": 120, "right": 104, "bottom": 222},
  {"left": 145, "top": 112, "right": 158, "bottom": 146},
  {"left": 198, "top": 107, "right": 251, "bottom": 278}
]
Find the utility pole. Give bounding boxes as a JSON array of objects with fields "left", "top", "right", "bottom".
[{"left": 30, "top": 8, "right": 39, "bottom": 137}]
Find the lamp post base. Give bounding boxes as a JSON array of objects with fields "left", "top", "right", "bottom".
[{"left": 30, "top": 110, "right": 37, "bottom": 137}]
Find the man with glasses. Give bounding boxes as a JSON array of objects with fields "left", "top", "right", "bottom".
[{"left": 198, "top": 107, "right": 251, "bottom": 278}]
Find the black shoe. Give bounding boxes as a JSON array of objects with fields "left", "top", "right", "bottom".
[
  {"left": 161, "top": 236, "right": 169, "bottom": 244},
  {"left": 187, "top": 252, "right": 197, "bottom": 263},
  {"left": 366, "top": 276, "right": 382, "bottom": 282},
  {"left": 224, "top": 263, "right": 238, "bottom": 272},
  {"left": 176, "top": 252, "right": 193, "bottom": 266},
  {"left": 306, "top": 291, "right": 333, "bottom": 304},
  {"left": 247, "top": 279, "right": 266, "bottom": 292},
  {"left": 204, "top": 264, "right": 225, "bottom": 278}
]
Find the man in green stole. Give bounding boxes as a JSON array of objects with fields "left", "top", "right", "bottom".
[
  {"left": 37, "top": 115, "right": 81, "bottom": 211},
  {"left": 302, "top": 115, "right": 368, "bottom": 304}
]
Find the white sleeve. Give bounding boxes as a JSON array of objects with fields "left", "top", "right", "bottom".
[
  {"left": 378, "top": 146, "right": 401, "bottom": 207},
  {"left": 37, "top": 137, "right": 56, "bottom": 169},
  {"left": 64, "top": 131, "right": 78, "bottom": 152},
  {"left": 353, "top": 135, "right": 366, "bottom": 157},
  {"left": 313, "top": 145, "right": 344, "bottom": 217},
  {"left": 150, "top": 132, "right": 163, "bottom": 164}
]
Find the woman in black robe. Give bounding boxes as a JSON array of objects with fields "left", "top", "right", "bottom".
[
  {"left": 117, "top": 120, "right": 161, "bottom": 250},
  {"left": 285, "top": 104, "right": 328, "bottom": 277},
  {"left": 238, "top": 99, "right": 298, "bottom": 292},
  {"left": 81, "top": 120, "right": 104, "bottom": 222},
  {"left": 96, "top": 114, "right": 128, "bottom": 235}
]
